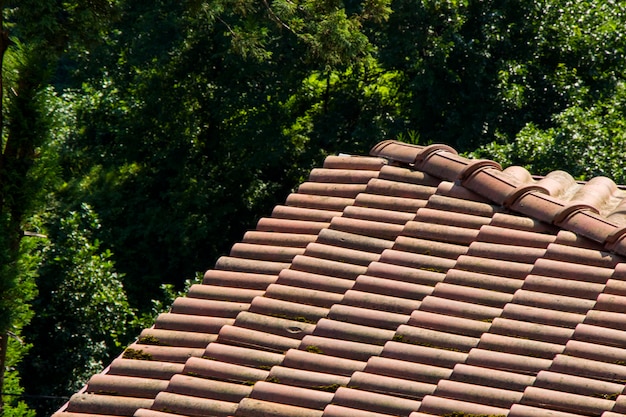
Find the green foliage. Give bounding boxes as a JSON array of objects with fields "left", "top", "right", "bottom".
[
  {"left": 52, "top": 0, "right": 399, "bottom": 312},
  {"left": 0, "top": 1, "right": 125, "bottom": 414},
  {"left": 6, "top": 0, "right": 626, "bottom": 413},
  {"left": 474, "top": 80, "right": 626, "bottom": 182},
  {"left": 20, "top": 205, "right": 135, "bottom": 415},
  {"left": 0, "top": 44, "right": 56, "bottom": 339},
  {"left": 0, "top": 232, "right": 40, "bottom": 417},
  {"left": 378, "top": 0, "right": 626, "bottom": 151},
  {"left": 196, "top": 0, "right": 391, "bottom": 68},
  {"left": 7, "top": 0, "right": 120, "bottom": 64},
  {"left": 44, "top": 0, "right": 626, "bottom": 351}
]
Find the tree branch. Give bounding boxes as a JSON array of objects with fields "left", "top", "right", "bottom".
[{"left": 262, "top": 0, "right": 296, "bottom": 35}]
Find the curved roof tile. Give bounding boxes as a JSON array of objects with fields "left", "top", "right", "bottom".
[{"left": 54, "top": 140, "right": 626, "bottom": 417}]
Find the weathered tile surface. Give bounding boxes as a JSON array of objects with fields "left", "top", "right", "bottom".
[{"left": 54, "top": 141, "right": 626, "bottom": 417}]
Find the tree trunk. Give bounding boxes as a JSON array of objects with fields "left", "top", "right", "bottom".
[
  {"left": 0, "top": 0, "right": 7, "bottom": 159},
  {"left": 0, "top": 2, "right": 9, "bottom": 413}
]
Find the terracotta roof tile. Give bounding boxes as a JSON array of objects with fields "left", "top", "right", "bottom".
[
  {"left": 249, "top": 297, "right": 323, "bottom": 324},
  {"left": 121, "top": 344, "right": 204, "bottom": 364},
  {"left": 330, "top": 387, "right": 422, "bottom": 415},
  {"left": 417, "top": 394, "right": 509, "bottom": 416},
  {"left": 509, "top": 404, "right": 591, "bottom": 416},
  {"left": 450, "top": 363, "right": 535, "bottom": 391},
  {"left": 169, "top": 297, "right": 249, "bottom": 317},
  {"left": 353, "top": 192, "right": 428, "bottom": 213},
  {"left": 266, "top": 365, "right": 350, "bottom": 390},
  {"left": 308, "top": 168, "right": 379, "bottom": 184},
  {"left": 614, "top": 397, "right": 626, "bottom": 414},
  {"left": 251, "top": 381, "right": 334, "bottom": 409},
  {"left": 490, "top": 211, "right": 559, "bottom": 233},
  {"left": 255, "top": 217, "right": 331, "bottom": 234},
  {"left": 202, "top": 269, "right": 276, "bottom": 290},
  {"left": 322, "top": 155, "right": 387, "bottom": 171},
  {"left": 522, "top": 386, "right": 616, "bottom": 415},
  {"left": 137, "top": 328, "right": 216, "bottom": 349},
  {"left": 444, "top": 268, "right": 523, "bottom": 293},
  {"left": 285, "top": 193, "right": 355, "bottom": 211},
  {"left": 477, "top": 333, "right": 564, "bottom": 359},
  {"left": 430, "top": 282, "right": 513, "bottom": 307},
  {"left": 85, "top": 375, "right": 168, "bottom": 399},
  {"left": 299, "top": 335, "right": 383, "bottom": 361},
  {"left": 381, "top": 340, "right": 468, "bottom": 368},
  {"left": 263, "top": 283, "right": 343, "bottom": 308},
  {"left": 328, "top": 303, "right": 409, "bottom": 328},
  {"left": 377, "top": 165, "right": 439, "bottom": 187},
  {"left": 104, "top": 359, "right": 184, "bottom": 381},
  {"left": 54, "top": 141, "right": 626, "bottom": 417},
  {"left": 232, "top": 311, "right": 315, "bottom": 340},
  {"left": 215, "top": 324, "right": 302, "bottom": 352},
  {"left": 281, "top": 348, "right": 366, "bottom": 377},
  {"left": 425, "top": 193, "right": 502, "bottom": 216},
  {"left": 407, "top": 309, "right": 492, "bottom": 336},
  {"left": 274, "top": 268, "right": 353, "bottom": 293},
  {"left": 229, "top": 242, "right": 306, "bottom": 262},
  {"left": 466, "top": 348, "right": 552, "bottom": 375},
  {"left": 413, "top": 206, "right": 492, "bottom": 229},
  {"left": 315, "top": 228, "right": 394, "bottom": 252},
  {"left": 324, "top": 404, "right": 399, "bottom": 417},
  {"left": 65, "top": 394, "right": 153, "bottom": 416},
  {"left": 183, "top": 356, "right": 269, "bottom": 382},
  {"left": 151, "top": 392, "right": 238, "bottom": 416},
  {"left": 290, "top": 254, "right": 368, "bottom": 278},
  {"left": 489, "top": 317, "right": 575, "bottom": 345},
  {"left": 394, "top": 324, "right": 480, "bottom": 352},
  {"left": 534, "top": 370, "right": 625, "bottom": 397},
  {"left": 296, "top": 182, "right": 367, "bottom": 198},
  {"left": 186, "top": 284, "right": 265, "bottom": 302},
  {"left": 303, "top": 242, "right": 381, "bottom": 265},
  {"left": 502, "top": 303, "right": 586, "bottom": 328},
  {"left": 203, "top": 342, "right": 283, "bottom": 368},
  {"left": 434, "top": 379, "right": 523, "bottom": 408},
  {"left": 165, "top": 375, "right": 253, "bottom": 402},
  {"left": 364, "top": 356, "right": 452, "bottom": 384}
]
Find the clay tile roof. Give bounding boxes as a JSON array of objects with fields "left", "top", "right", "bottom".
[{"left": 54, "top": 140, "right": 626, "bottom": 417}]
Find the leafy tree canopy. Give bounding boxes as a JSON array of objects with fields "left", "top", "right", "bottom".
[{"left": 4, "top": 1, "right": 626, "bottom": 414}]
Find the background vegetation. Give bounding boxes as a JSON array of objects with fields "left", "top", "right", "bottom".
[{"left": 0, "top": 0, "right": 625, "bottom": 415}]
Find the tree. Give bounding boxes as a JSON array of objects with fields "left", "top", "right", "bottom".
[
  {"left": 0, "top": 225, "right": 39, "bottom": 417},
  {"left": 56, "top": 0, "right": 395, "bottom": 310},
  {"left": 0, "top": 1, "right": 118, "bottom": 414},
  {"left": 472, "top": 80, "right": 626, "bottom": 183},
  {"left": 377, "top": 0, "right": 626, "bottom": 152},
  {"left": 51, "top": 0, "right": 626, "bottom": 332},
  {"left": 0, "top": 13, "right": 55, "bottom": 417},
  {"left": 21, "top": 205, "right": 137, "bottom": 416},
  {"left": 470, "top": 0, "right": 626, "bottom": 177},
  {"left": 12, "top": 0, "right": 626, "bottom": 409}
]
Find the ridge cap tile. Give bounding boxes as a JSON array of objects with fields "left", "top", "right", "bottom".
[{"left": 418, "top": 150, "right": 502, "bottom": 183}]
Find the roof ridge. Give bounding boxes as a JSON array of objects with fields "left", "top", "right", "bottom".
[{"left": 370, "top": 140, "right": 626, "bottom": 259}]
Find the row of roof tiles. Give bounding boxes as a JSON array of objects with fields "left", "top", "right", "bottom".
[{"left": 54, "top": 140, "right": 626, "bottom": 417}]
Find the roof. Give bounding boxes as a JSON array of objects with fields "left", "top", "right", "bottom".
[{"left": 53, "top": 139, "right": 626, "bottom": 417}]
